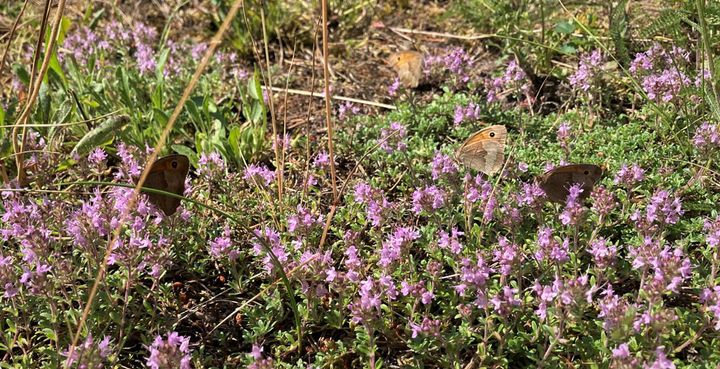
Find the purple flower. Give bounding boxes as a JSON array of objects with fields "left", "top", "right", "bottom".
[
  {"left": 452, "top": 102, "right": 480, "bottom": 126},
  {"left": 630, "top": 43, "right": 695, "bottom": 104},
  {"left": 248, "top": 344, "right": 274, "bottom": 369},
  {"left": 353, "top": 182, "right": 392, "bottom": 226},
  {"left": 62, "top": 334, "right": 114, "bottom": 368},
  {"left": 633, "top": 308, "right": 677, "bottom": 334},
  {"left": 614, "top": 163, "right": 645, "bottom": 188},
  {"left": 287, "top": 205, "right": 324, "bottom": 235},
  {"left": 244, "top": 164, "right": 275, "bottom": 187},
  {"left": 700, "top": 286, "right": 720, "bottom": 330},
  {"left": 271, "top": 134, "right": 291, "bottom": 151},
  {"left": 423, "top": 48, "right": 473, "bottom": 86},
  {"left": 353, "top": 182, "right": 373, "bottom": 203},
  {"left": 591, "top": 186, "right": 616, "bottom": 219},
  {"left": 464, "top": 174, "right": 496, "bottom": 222},
  {"left": 486, "top": 59, "right": 531, "bottom": 104},
  {"left": 210, "top": 226, "right": 238, "bottom": 261},
  {"left": 146, "top": 332, "right": 191, "bottom": 369},
  {"left": 338, "top": 102, "right": 360, "bottom": 121},
  {"left": 634, "top": 189, "right": 683, "bottom": 229},
  {"left": 388, "top": 78, "right": 400, "bottom": 96},
  {"left": 643, "top": 346, "right": 675, "bottom": 369},
  {"left": 493, "top": 237, "right": 520, "bottom": 276},
  {"left": 693, "top": 121, "right": 720, "bottom": 152},
  {"left": 60, "top": 26, "right": 99, "bottom": 65},
  {"left": 412, "top": 185, "right": 446, "bottom": 214},
  {"left": 456, "top": 254, "right": 491, "bottom": 307},
  {"left": 628, "top": 238, "right": 692, "bottom": 297},
  {"left": 534, "top": 275, "right": 589, "bottom": 319},
  {"left": 409, "top": 316, "right": 442, "bottom": 339},
  {"left": 431, "top": 152, "right": 458, "bottom": 180},
  {"left": 558, "top": 184, "right": 586, "bottom": 226},
  {"left": 379, "top": 227, "right": 419, "bottom": 268},
  {"left": 489, "top": 285, "right": 521, "bottom": 316},
  {"left": 348, "top": 276, "right": 395, "bottom": 323},
  {"left": 612, "top": 343, "right": 630, "bottom": 359},
  {"left": 517, "top": 181, "right": 546, "bottom": 209},
  {"left": 598, "top": 286, "right": 630, "bottom": 331},
  {"left": 704, "top": 216, "right": 720, "bottom": 248},
  {"left": 313, "top": 151, "right": 330, "bottom": 168},
  {"left": 588, "top": 237, "right": 617, "bottom": 269},
  {"left": 535, "top": 227, "right": 569, "bottom": 264},
  {"left": 438, "top": 228, "right": 464, "bottom": 255},
  {"left": 197, "top": 152, "right": 226, "bottom": 181},
  {"left": 252, "top": 227, "right": 287, "bottom": 274},
  {"left": 135, "top": 43, "right": 156, "bottom": 75},
  {"left": 379, "top": 122, "right": 408, "bottom": 153},
  {"left": 569, "top": 49, "right": 603, "bottom": 91},
  {"left": 88, "top": 148, "right": 108, "bottom": 167},
  {"left": 557, "top": 122, "right": 571, "bottom": 152},
  {"left": 611, "top": 341, "right": 639, "bottom": 367},
  {"left": 191, "top": 42, "right": 208, "bottom": 60}
]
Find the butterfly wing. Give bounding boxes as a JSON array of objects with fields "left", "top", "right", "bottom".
[
  {"left": 456, "top": 125, "right": 507, "bottom": 175},
  {"left": 389, "top": 51, "right": 422, "bottom": 88},
  {"left": 139, "top": 155, "right": 190, "bottom": 215},
  {"left": 539, "top": 164, "right": 602, "bottom": 203}
]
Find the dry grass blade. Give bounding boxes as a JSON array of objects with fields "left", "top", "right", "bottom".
[
  {"left": 0, "top": 2, "right": 29, "bottom": 73},
  {"left": 64, "top": 0, "right": 248, "bottom": 365},
  {"left": 321, "top": 0, "right": 338, "bottom": 204},
  {"left": 12, "top": 0, "right": 57, "bottom": 187}
]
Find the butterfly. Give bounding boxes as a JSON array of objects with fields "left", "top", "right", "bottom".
[
  {"left": 135, "top": 154, "right": 190, "bottom": 216},
  {"left": 455, "top": 125, "right": 507, "bottom": 176},
  {"left": 387, "top": 50, "right": 423, "bottom": 88},
  {"left": 538, "top": 164, "right": 603, "bottom": 203}
]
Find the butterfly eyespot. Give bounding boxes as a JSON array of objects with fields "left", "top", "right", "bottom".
[
  {"left": 584, "top": 170, "right": 589, "bottom": 175},
  {"left": 489, "top": 132, "right": 495, "bottom": 137},
  {"left": 172, "top": 160, "right": 178, "bottom": 169}
]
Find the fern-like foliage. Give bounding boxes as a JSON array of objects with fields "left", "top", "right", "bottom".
[
  {"left": 636, "top": 8, "right": 689, "bottom": 45},
  {"left": 610, "top": 0, "right": 630, "bottom": 67}
]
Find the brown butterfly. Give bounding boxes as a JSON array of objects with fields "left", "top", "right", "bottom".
[
  {"left": 538, "top": 164, "right": 602, "bottom": 203},
  {"left": 456, "top": 125, "right": 507, "bottom": 176},
  {"left": 135, "top": 154, "right": 190, "bottom": 216},
  {"left": 387, "top": 50, "right": 423, "bottom": 88}
]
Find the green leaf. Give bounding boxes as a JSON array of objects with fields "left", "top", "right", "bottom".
[
  {"left": 48, "top": 52, "right": 67, "bottom": 87},
  {"left": 185, "top": 98, "right": 202, "bottom": 128},
  {"left": 152, "top": 108, "right": 169, "bottom": 127},
  {"left": 38, "top": 83, "right": 51, "bottom": 125},
  {"left": 12, "top": 64, "right": 30, "bottom": 86},
  {"left": 113, "top": 67, "right": 130, "bottom": 107},
  {"left": 559, "top": 45, "right": 576, "bottom": 55},
  {"left": 228, "top": 125, "right": 242, "bottom": 163},
  {"left": 610, "top": 0, "right": 630, "bottom": 66},
  {"left": 151, "top": 83, "right": 164, "bottom": 110},
  {"left": 41, "top": 328, "right": 57, "bottom": 341},
  {"left": 57, "top": 16, "right": 72, "bottom": 45},
  {"left": 247, "top": 70, "right": 262, "bottom": 101},
  {"left": 155, "top": 48, "right": 170, "bottom": 81},
  {"left": 554, "top": 20, "right": 575, "bottom": 34},
  {"left": 170, "top": 144, "right": 198, "bottom": 166},
  {"left": 71, "top": 115, "right": 131, "bottom": 156}
]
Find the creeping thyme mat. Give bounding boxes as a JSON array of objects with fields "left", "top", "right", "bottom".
[{"left": 1, "top": 1, "right": 720, "bottom": 368}]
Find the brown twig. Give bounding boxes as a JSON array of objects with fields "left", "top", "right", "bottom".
[
  {"left": 11, "top": 0, "right": 60, "bottom": 187},
  {"left": 65, "top": 0, "right": 247, "bottom": 365},
  {"left": 261, "top": 86, "right": 396, "bottom": 110},
  {"left": 0, "top": 0, "right": 29, "bottom": 78},
  {"left": 321, "top": 0, "right": 338, "bottom": 204},
  {"left": 260, "top": 7, "right": 283, "bottom": 202},
  {"left": 388, "top": 26, "right": 495, "bottom": 40}
]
